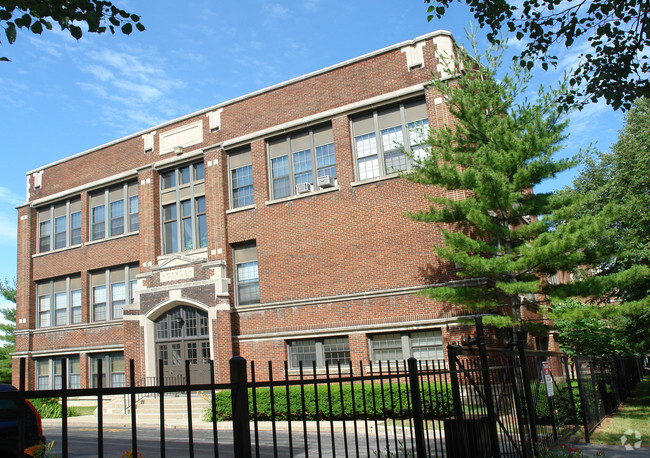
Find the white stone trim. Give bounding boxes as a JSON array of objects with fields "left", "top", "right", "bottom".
[
  {"left": 236, "top": 316, "right": 468, "bottom": 342},
  {"left": 15, "top": 320, "right": 123, "bottom": 335},
  {"left": 235, "top": 278, "right": 486, "bottom": 313},
  {"left": 16, "top": 344, "right": 124, "bottom": 358}
]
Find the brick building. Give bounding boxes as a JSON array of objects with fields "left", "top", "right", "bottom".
[{"left": 14, "top": 30, "right": 484, "bottom": 389}]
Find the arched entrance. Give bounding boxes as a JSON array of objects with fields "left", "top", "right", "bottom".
[{"left": 154, "top": 305, "right": 211, "bottom": 384}]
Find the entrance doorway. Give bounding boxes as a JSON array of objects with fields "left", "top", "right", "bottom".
[{"left": 154, "top": 305, "right": 211, "bottom": 384}]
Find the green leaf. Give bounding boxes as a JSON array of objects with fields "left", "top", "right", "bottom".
[
  {"left": 5, "top": 23, "right": 16, "bottom": 44},
  {"left": 69, "top": 24, "right": 82, "bottom": 40},
  {"left": 136, "top": 23, "right": 145, "bottom": 32},
  {"left": 31, "top": 21, "right": 43, "bottom": 34},
  {"left": 0, "top": 57, "right": 10, "bottom": 62},
  {"left": 121, "top": 23, "right": 132, "bottom": 35}
]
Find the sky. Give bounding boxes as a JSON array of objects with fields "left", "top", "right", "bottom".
[{"left": 0, "top": 0, "right": 625, "bottom": 297}]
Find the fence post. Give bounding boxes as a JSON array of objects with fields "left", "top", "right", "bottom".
[
  {"left": 562, "top": 355, "right": 579, "bottom": 428},
  {"left": 18, "top": 358, "right": 25, "bottom": 458},
  {"left": 230, "top": 356, "right": 252, "bottom": 458},
  {"left": 446, "top": 343, "right": 465, "bottom": 457},
  {"left": 516, "top": 329, "right": 539, "bottom": 455},
  {"left": 62, "top": 358, "right": 68, "bottom": 458},
  {"left": 475, "top": 315, "right": 501, "bottom": 458},
  {"left": 407, "top": 357, "right": 426, "bottom": 457},
  {"left": 573, "top": 356, "right": 591, "bottom": 444}
]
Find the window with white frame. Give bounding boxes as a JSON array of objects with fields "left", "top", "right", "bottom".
[
  {"left": 288, "top": 336, "right": 350, "bottom": 370},
  {"left": 229, "top": 147, "right": 254, "bottom": 208},
  {"left": 268, "top": 125, "right": 336, "bottom": 199},
  {"left": 90, "top": 353, "right": 125, "bottom": 388},
  {"left": 160, "top": 162, "right": 206, "bottom": 254},
  {"left": 350, "top": 99, "right": 429, "bottom": 180},
  {"left": 36, "top": 275, "right": 82, "bottom": 328},
  {"left": 369, "top": 329, "right": 443, "bottom": 363},
  {"left": 233, "top": 243, "right": 259, "bottom": 306},
  {"left": 91, "top": 264, "right": 139, "bottom": 322},
  {"left": 35, "top": 356, "right": 80, "bottom": 390},
  {"left": 37, "top": 198, "right": 82, "bottom": 253},
  {"left": 90, "top": 182, "right": 138, "bottom": 241}
]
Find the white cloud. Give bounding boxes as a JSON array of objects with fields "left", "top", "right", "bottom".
[
  {"left": 76, "top": 46, "right": 185, "bottom": 131},
  {"left": 0, "top": 187, "right": 23, "bottom": 207},
  {"left": 81, "top": 64, "right": 115, "bottom": 82},
  {"left": 264, "top": 2, "right": 289, "bottom": 19},
  {"left": 112, "top": 80, "right": 164, "bottom": 103},
  {"left": 557, "top": 40, "right": 592, "bottom": 74},
  {"left": 0, "top": 186, "right": 23, "bottom": 245},
  {"left": 303, "top": 0, "right": 321, "bottom": 11}
]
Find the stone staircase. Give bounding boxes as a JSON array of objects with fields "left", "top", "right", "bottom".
[{"left": 98, "top": 394, "right": 212, "bottom": 427}]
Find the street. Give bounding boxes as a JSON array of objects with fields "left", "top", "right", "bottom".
[{"left": 43, "top": 424, "right": 411, "bottom": 457}]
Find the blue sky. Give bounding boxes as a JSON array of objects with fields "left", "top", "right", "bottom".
[{"left": 0, "top": 0, "right": 624, "bottom": 292}]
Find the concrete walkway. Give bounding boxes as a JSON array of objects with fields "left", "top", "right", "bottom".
[{"left": 556, "top": 441, "right": 650, "bottom": 457}]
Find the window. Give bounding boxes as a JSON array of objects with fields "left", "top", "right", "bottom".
[
  {"left": 90, "top": 353, "right": 125, "bottom": 388},
  {"left": 36, "top": 275, "right": 81, "bottom": 328},
  {"left": 128, "top": 195, "right": 139, "bottom": 232},
  {"left": 268, "top": 125, "right": 336, "bottom": 199},
  {"left": 233, "top": 243, "right": 259, "bottom": 305},
  {"left": 37, "top": 198, "right": 81, "bottom": 253},
  {"left": 160, "top": 162, "right": 206, "bottom": 254},
  {"left": 39, "top": 220, "right": 50, "bottom": 253},
  {"left": 91, "top": 264, "right": 139, "bottom": 322},
  {"left": 370, "top": 329, "right": 443, "bottom": 363},
  {"left": 351, "top": 99, "right": 429, "bottom": 180},
  {"left": 90, "top": 182, "right": 138, "bottom": 241},
  {"left": 229, "top": 147, "right": 254, "bottom": 208},
  {"left": 288, "top": 337, "right": 350, "bottom": 369},
  {"left": 38, "top": 294, "right": 50, "bottom": 328},
  {"left": 54, "top": 208, "right": 66, "bottom": 249},
  {"left": 35, "top": 356, "right": 80, "bottom": 390}
]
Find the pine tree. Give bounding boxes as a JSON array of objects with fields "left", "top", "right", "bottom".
[{"left": 405, "top": 40, "right": 635, "bottom": 331}]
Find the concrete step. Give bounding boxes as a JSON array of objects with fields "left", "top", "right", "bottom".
[{"left": 99, "top": 394, "right": 212, "bottom": 426}]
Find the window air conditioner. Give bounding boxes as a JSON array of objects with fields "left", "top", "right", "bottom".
[
  {"left": 296, "top": 183, "right": 312, "bottom": 194},
  {"left": 317, "top": 175, "right": 335, "bottom": 188}
]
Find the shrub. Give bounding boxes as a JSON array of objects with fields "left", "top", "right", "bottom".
[
  {"left": 203, "top": 382, "right": 454, "bottom": 422},
  {"left": 29, "top": 398, "right": 79, "bottom": 419},
  {"left": 532, "top": 381, "right": 582, "bottom": 426}
]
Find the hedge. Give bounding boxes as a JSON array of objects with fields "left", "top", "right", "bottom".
[
  {"left": 29, "top": 397, "right": 79, "bottom": 419},
  {"left": 532, "top": 381, "right": 581, "bottom": 426},
  {"left": 203, "top": 382, "right": 454, "bottom": 422}
]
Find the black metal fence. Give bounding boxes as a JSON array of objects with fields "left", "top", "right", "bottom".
[{"left": 4, "top": 322, "right": 646, "bottom": 457}]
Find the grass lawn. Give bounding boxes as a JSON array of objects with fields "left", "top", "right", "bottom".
[
  {"left": 587, "top": 376, "right": 650, "bottom": 446},
  {"left": 72, "top": 406, "right": 97, "bottom": 416}
]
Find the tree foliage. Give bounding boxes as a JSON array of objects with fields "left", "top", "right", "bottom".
[
  {"left": 550, "top": 299, "right": 633, "bottom": 357},
  {"left": 552, "top": 98, "right": 650, "bottom": 355},
  {"left": 404, "top": 39, "right": 637, "bottom": 331},
  {"left": 0, "top": 278, "right": 15, "bottom": 383},
  {"left": 0, "top": 0, "right": 145, "bottom": 61},
  {"left": 425, "top": 0, "right": 650, "bottom": 111}
]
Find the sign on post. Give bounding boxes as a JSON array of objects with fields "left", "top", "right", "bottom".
[{"left": 542, "top": 361, "right": 554, "bottom": 396}]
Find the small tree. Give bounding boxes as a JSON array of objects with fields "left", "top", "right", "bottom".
[
  {"left": 405, "top": 39, "right": 635, "bottom": 332},
  {"left": 0, "top": 278, "right": 16, "bottom": 383}
]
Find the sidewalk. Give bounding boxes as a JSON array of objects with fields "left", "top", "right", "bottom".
[{"left": 554, "top": 442, "right": 649, "bottom": 458}]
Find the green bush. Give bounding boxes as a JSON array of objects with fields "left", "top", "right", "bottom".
[
  {"left": 29, "top": 397, "right": 79, "bottom": 419},
  {"left": 203, "top": 383, "right": 453, "bottom": 422},
  {"left": 533, "top": 382, "right": 582, "bottom": 426}
]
